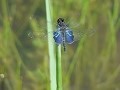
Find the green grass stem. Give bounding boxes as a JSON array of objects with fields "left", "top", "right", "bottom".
[
  {"left": 45, "top": 0, "right": 57, "bottom": 90},
  {"left": 56, "top": 45, "right": 62, "bottom": 90}
]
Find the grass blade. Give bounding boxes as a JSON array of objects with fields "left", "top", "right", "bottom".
[
  {"left": 56, "top": 45, "right": 62, "bottom": 90},
  {"left": 45, "top": 0, "right": 57, "bottom": 90}
]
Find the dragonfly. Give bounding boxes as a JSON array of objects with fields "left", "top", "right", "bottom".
[
  {"left": 53, "top": 18, "right": 74, "bottom": 51},
  {"left": 27, "top": 17, "right": 96, "bottom": 51}
]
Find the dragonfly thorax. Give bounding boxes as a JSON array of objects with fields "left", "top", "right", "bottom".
[{"left": 57, "top": 18, "right": 68, "bottom": 31}]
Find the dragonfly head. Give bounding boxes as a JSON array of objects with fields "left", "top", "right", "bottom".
[
  {"left": 57, "top": 18, "right": 67, "bottom": 29},
  {"left": 57, "top": 18, "right": 64, "bottom": 23},
  {"left": 57, "top": 18, "right": 64, "bottom": 26}
]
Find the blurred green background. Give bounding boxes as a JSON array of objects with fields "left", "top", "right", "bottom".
[{"left": 0, "top": 0, "right": 120, "bottom": 90}]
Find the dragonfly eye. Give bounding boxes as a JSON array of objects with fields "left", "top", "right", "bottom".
[
  {"left": 57, "top": 18, "right": 65, "bottom": 27},
  {"left": 57, "top": 18, "right": 64, "bottom": 23}
]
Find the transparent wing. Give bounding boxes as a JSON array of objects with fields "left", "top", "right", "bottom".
[
  {"left": 26, "top": 17, "right": 57, "bottom": 40},
  {"left": 65, "top": 19, "right": 96, "bottom": 42},
  {"left": 73, "top": 28, "right": 96, "bottom": 42},
  {"left": 27, "top": 30, "right": 49, "bottom": 39}
]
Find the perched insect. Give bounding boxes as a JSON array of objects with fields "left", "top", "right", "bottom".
[
  {"left": 27, "top": 17, "right": 96, "bottom": 51},
  {"left": 53, "top": 18, "right": 74, "bottom": 51}
]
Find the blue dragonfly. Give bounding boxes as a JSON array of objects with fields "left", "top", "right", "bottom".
[
  {"left": 53, "top": 18, "right": 74, "bottom": 51},
  {"left": 27, "top": 17, "right": 96, "bottom": 51}
]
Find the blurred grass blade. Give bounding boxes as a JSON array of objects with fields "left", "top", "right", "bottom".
[
  {"left": 45, "top": 0, "right": 57, "bottom": 90},
  {"left": 1, "top": 0, "right": 22, "bottom": 90}
]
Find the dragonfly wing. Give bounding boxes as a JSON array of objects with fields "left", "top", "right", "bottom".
[
  {"left": 73, "top": 28, "right": 96, "bottom": 42},
  {"left": 65, "top": 29, "right": 74, "bottom": 44},
  {"left": 66, "top": 20, "right": 96, "bottom": 41},
  {"left": 27, "top": 30, "right": 48, "bottom": 39},
  {"left": 27, "top": 17, "right": 57, "bottom": 39},
  {"left": 53, "top": 30, "right": 63, "bottom": 44}
]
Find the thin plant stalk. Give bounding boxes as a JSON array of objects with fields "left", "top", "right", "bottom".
[
  {"left": 45, "top": 0, "right": 57, "bottom": 90},
  {"left": 56, "top": 45, "right": 62, "bottom": 90}
]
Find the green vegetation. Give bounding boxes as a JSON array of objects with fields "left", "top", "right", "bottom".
[{"left": 0, "top": 0, "right": 120, "bottom": 90}]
